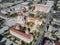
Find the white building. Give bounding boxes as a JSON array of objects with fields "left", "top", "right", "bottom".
[
  {"left": 33, "top": 4, "right": 51, "bottom": 13},
  {"left": 10, "top": 4, "right": 22, "bottom": 13},
  {"left": 1, "top": 2, "right": 30, "bottom": 14},
  {"left": 1, "top": 8, "right": 10, "bottom": 14},
  {"left": 1, "top": 3, "right": 22, "bottom": 14},
  {"left": 10, "top": 23, "right": 33, "bottom": 43},
  {"left": 46, "top": 1, "right": 54, "bottom": 7}
]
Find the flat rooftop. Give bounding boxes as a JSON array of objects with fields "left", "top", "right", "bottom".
[
  {"left": 33, "top": 4, "right": 51, "bottom": 13},
  {"left": 21, "top": 2, "right": 30, "bottom": 5}
]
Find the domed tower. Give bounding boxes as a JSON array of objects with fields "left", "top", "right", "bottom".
[{"left": 17, "top": 13, "right": 25, "bottom": 26}]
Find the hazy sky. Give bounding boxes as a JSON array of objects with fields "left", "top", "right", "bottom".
[{"left": 0, "top": 0, "right": 2, "bottom": 2}]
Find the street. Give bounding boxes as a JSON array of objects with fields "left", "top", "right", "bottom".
[{"left": 35, "top": 13, "right": 51, "bottom": 45}]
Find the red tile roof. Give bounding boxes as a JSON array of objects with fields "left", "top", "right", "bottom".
[
  {"left": 10, "top": 23, "right": 32, "bottom": 39},
  {"left": 25, "top": 16, "right": 42, "bottom": 21}
]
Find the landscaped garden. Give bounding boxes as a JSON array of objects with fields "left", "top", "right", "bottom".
[
  {"left": 2, "top": 30, "right": 10, "bottom": 38},
  {"left": 26, "top": 22, "right": 35, "bottom": 28},
  {"left": 8, "top": 13, "right": 18, "bottom": 18},
  {"left": 29, "top": 6, "right": 33, "bottom": 10},
  {"left": 0, "top": 18, "right": 5, "bottom": 29},
  {"left": 36, "top": 24, "right": 44, "bottom": 30},
  {"left": 29, "top": 13, "right": 47, "bottom": 19},
  {"left": 19, "top": 25, "right": 26, "bottom": 33},
  {"left": 5, "top": 13, "right": 18, "bottom": 18},
  {"left": 52, "top": 24, "right": 60, "bottom": 28}
]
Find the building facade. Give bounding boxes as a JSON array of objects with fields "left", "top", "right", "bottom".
[{"left": 10, "top": 23, "right": 33, "bottom": 43}]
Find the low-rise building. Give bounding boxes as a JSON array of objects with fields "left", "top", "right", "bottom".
[
  {"left": 1, "top": 2, "right": 30, "bottom": 14},
  {"left": 32, "top": 4, "right": 51, "bottom": 13},
  {"left": 25, "top": 16, "right": 42, "bottom": 25},
  {"left": 46, "top": 1, "right": 54, "bottom": 7},
  {"left": 17, "top": 12, "right": 43, "bottom": 33},
  {"left": 10, "top": 23, "right": 33, "bottom": 43},
  {"left": 1, "top": 8, "right": 10, "bottom": 14},
  {"left": 17, "top": 12, "right": 43, "bottom": 25},
  {"left": 52, "top": 11, "right": 60, "bottom": 25}
]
